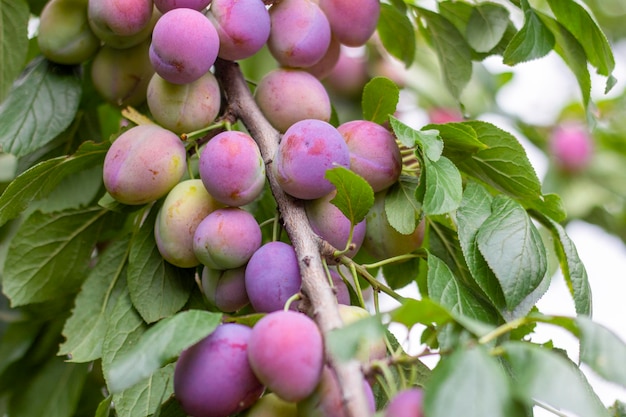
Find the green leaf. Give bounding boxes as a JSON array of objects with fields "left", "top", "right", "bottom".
[
  {"left": 325, "top": 166, "right": 374, "bottom": 226},
  {"left": 377, "top": 3, "right": 416, "bottom": 67},
  {"left": 382, "top": 256, "right": 420, "bottom": 290},
  {"left": 0, "top": 141, "right": 109, "bottom": 227},
  {"left": 0, "top": 57, "right": 82, "bottom": 157},
  {"left": 107, "top": 310, "right": 222, "bottom": 393},
  {"left": 476, "top": 196, "right": 547, "bottom": 310},
  {"left": 577, "top": 317, "right": 626, "bottom": 387},
  {"left": 35, "top": 165, "right": 103, "bottom": 213},
  {"left": 543, "top": 216, "right": 592, "bottom": 316},
  {"left": 58, "top": 237, "right": 131, "bottom": 362},
  {"left": 0, "top": 0, "right": 29, "bottom": 102},
  {"left": 424, "top": 346, "right": 514, "bottom": 417},
  {"left": 9, "top": 357, "right": 88, "bottom": 417},
  {"left": 503, "top": 341, "right": 609, "bottom": 417},
  {"left": 453, "top": 121, "right": 542, "bottom": 200},
  {"left": 416, "top": 7, "right": 473, "bottom": 99},
  {"left": 466, "top": 2, "right": 510, "bottom": 53},
  {"left": 361, "top": 77, "right": 399, "bottom": 125},
  {"left": 326, "top": 313, "right": 386, "bottom": 363},
  {"left": 545, "top": 0, "right": 614, "bottom": 78},
  {"left": 390, "top": 297, "right": 454, "bottom": 329},
  {"left": 391, "top": 116, "right": 443, "bottom": 161},
  {"left": 2, "top": 207, "right": 110, "bottom": 306},
  {"left": 503, "top": 0, "right": 555, "bottom": 65},
  {"left": 423, "top": 122, "right": 487, "bottom": 159},
  {"left": 456, "top": 182, "right": 506, "bottom": 310},
  {"left": 95, "top": 396, "right": 113, "bottom": 417},
  {"left": 113, "top": 364, "right": 175, "bottom": 417},
  {"left": 384, "top": 175, "right": 421, "bottom": 235},
  {"left": 0, "top": 320, "right": 42, "bottom": 376},
  {"left": 422, "top": 156, "right": 463, "bottom": 215},
  {"left": 127, "top": 206, "right": 195, "bottom": 324}
]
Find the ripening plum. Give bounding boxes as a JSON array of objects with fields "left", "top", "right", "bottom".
[
  {"left": 318, "top": 0, "right": 380, "bottom": 47},
  {"left": 272, "top": 120, "right": 350, "bottom": 200},
  {"left": 384, "top": 388, "right": 424, "bottom": 417},
  {"left": 199, "top": 131, "right": 266, "bottom": 206},
  {"left": 103, "top": 124, "right": 186, "bottom": 205},
  {"left": 38, "top": 0, "right": 100, "bottom": 65},
  {"left": 193, "top": 208, "right": 262, "bottom": 269},
  {"left": 427, "top": 107, "right": 464, "bottom": 124},
  {"left": 267, "top": 0, "right": 331, "bottom": 68},
  {"left": 245, "top": 241, "right": 301, "bottom": 312},
  {"left": 325, "top": 47, "right": 369, "bottom": 97},
  {"left": 88, "top": 0, "right": 155, "bottom": 48},
  {"left": 247, "top": 310, "right": 324, "bottom": 402},
  {"left": 549, "top": 121, "right": 594, "bottom": 173},
  {"left": 155, "top": 179, "right": 224, "bottom": 268},
  {"left": 147, "top": 72, "right": 221, "bottom": 134},
  {"left": 305, "top": 190, "right": 366, "bottom": 258},
  {"left": 91, "top": 40, "right": 155, "bottom": 107},
  {"left": 208, "top": 0, "right": 271, "bottom": 61},
  {"left": 362, "top": 191, "right": 425, "bottom": 261},
  {"left": 338, "top": 304, "right": 387, "bottom": 363},
  {"left": 255, "top": 68, "right": 331, "bottom": 132},
  {"left": 201, "top": 266, "right": 249, "bottom": 312},
  {"left": 150, "top": 8, "right": 219, "bottom": 84},
  {"left": 154, "top": 0, "right": 212, "bottom": 13},
  {"left": 338, "top": 120, "right": 402, "bottom": 192},
  {"left": 306, "top": 36, "right": 341, "bottom": 80},
  {"left": 244, "top": 393, "right": 297, "bottom": 417},
  {"left": 174, "top": 323, "right": 264, "bottom": 417},
  {"left": 297, "top": 365, "right": 376, "bottom": 417}
]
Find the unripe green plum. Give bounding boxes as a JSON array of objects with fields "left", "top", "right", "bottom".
[
  {"left": 155, "top": 179, "right": 224, "bottom": 268},
  {"left": 38, "top": 0, "right": 100, "bottom": 65},
  {"left": 91, "top": 40, "right": 155, "bottom": 107},
  {"left": 255, "top": 68, "right": 331, "bottom": 132},
  {"left": 88, "top": 0, "right": 156, "bottom": 48},
  {"left": 103, "top": 124, "right": 187, "bottom": 205},
  {"left": 338, "top": 304, "right": 387, "bottom": 363},
  {"left": 201, "top": 266, "right": 249, "bottom": 312},
  {"left": 147, "top": 72, "right": 221, "bottom": 134},
  {"left": 362, "top": 191, "right": 425, "bottom": 261},
  {"left": 244, "top": 393, "right": 298, "bottom": 417},
  {"left": 384, "top": 388, "right": 424, "bottom": 417}
]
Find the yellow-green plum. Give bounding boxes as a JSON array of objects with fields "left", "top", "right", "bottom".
[
  {"left": 338, "top": 304, "right": 387, "bottom": 363},
  {"left": 244, "top": 393, "right": 297, "bottom": 417},
  {"left": 155, "top": 179, "right": 224, "bottom": 268},
  {"left": 38, "top": 0, "right": 100, "bottom": 65},
  {"left": 103, "top": 124, "right": 186, "bottom": 205}
]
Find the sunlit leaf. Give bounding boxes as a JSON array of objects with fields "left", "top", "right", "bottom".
[
  {"left": 422, "top": 156, "right": 463, "bottom": 215},
  {"left": 503, "top": 0, "right": 555, "bottom": 65},
  {"left": 377, "top": 4, "right": 416, "bottom": 67},
  {"left": 361, "top": 77, "right": 399, "bottom": 125},
  {"left": 578, "top": 317, "right": 626, "bottom": 387},
  {"left": 466, "top": 2, "right": 510, "bottom": 53},
  {"left": 325, "top": 166, "right": 374, "bottom": 226},
  {"left": 384, "top": 176, "right": 421, "bottom": 235}
]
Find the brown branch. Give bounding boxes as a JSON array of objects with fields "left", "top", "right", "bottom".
[{"left": 214, "top": 59, "right": 372, "bottom": 417}]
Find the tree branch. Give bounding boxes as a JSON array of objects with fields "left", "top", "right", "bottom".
[{"left": 214, "top": 59, "right": 372, "bottom": 417}]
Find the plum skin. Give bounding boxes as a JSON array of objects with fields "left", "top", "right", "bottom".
[
  {"left": 201, "top": 266, "right": 249, "bottom": 312},
  {"left": 318, "top": 0, "right": 380, "bottom": 47},
  {"left": 155, "top": 179, "right": 224, "bottom": 268},
  {"left": 549, "top": 122, "right": 594, "bottom": 172},
  {"left": 103, "top": 125, "right": 186, "bottom": 205},
  {"left": 244, "top": 393, "right": 297, "bottom": 417},
  {"left": 199, "top": 131, "right": 266, "bottom": 207},
  {"left": 255, "top": 68, "right": 331, "bottom": 132},
  {"left": 149, "top": 8, "right": 219, "bottom": 85},
  {"left": 88, "top": 0, "right": 155, "bottom": 48},
  {"left": 247, "top": 310, "right": 324, "bottom": 402},
  {"left": 384, "top": 388, "right": 424, "bottom": 417},
  {"left": 174, "top": 323, "right": 264, "bottom": 417},
  {"left": 244, "top": 241, "right": 301, "bottom": 313},
  {"left": 154, "top": 0, "right": 212, "bottom": 13},
  {"left": 193, "top": 207, "right": 262, "bottom": 270},
  {"left": 272, "top": 119, "right": 350, "bottom": 200}
]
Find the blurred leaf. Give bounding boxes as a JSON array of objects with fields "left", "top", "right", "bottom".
[
  {"left": 503, "top": 341, "right": 609, "bottom": 417},
  {"left": 503, "top": 0, "right": 555, "bottom": 65},
  {"left": 106, "top": 310, "right": 221, "bottom": 393},
  {"left": 326, "top": 313, "right": 386, "bottom": 362},
  {"left": 377, "top": 4, "right": 416, "bottom": 67},
  {"left": 422, "top": 156, "right": 463, "bottom": 215},
  {"left": 384, "top": 175, "right": 421, "bottom": 235},
  {"left": 58, "top": 237, "right": 131, "bottom": 362},
  {"left": 326, "top": 166, "right": 374, "bottom": 226},
  {"left": 148, "top": 396, "right": 187, "bottom": 417},
  {"left": 9, "top": 357, "right": 88, "bottom": 417},
  {"left": 0, "top": 57, "right": 82, "bottom": 157},
  {"left": 390, "top": 298, "right": 453, "bottom": 329},
  {"left": 361, "top": 77, "right": 399, "bottom": 125},
  {"left": 3, "top": 207, "right": 110, "bottom": 306},
  {"left": 391, "top": 116, "right": 443, "bottom": 161},
  {"left": 609, "top": 400, "right": 626, "bottom": 417},
  {"left": 382, "top": 256, "right": 420, "bottom": 290},
  {"left": 36, "top": 165, "right": 103, "bottom": 213},
  {"left": 0, "top": 141, "right": 109, "bottom": 227},
  {"left": 466, "top": 2, "right": 510, "bottom": 53},
  {"left": 0, "top": 0, "right": 29, "bottom": 101},
  {"left": 546, "top": 0, "right": 614, "bottom": 78},
  {"left": 477, "top": 196, "right": 547, "bottom": 310},
  {"left": 0, "top": 320, "right": 42, "bottom": 376},
  {"left": 127, "top": 206, "right": 195, "bottom": 324},
  {"left": 416, "top": 7, "right": 472, "bottom": 99},
  {"left": 577, "top": 317, "right": 626, "bottom": 387},
  {"left": 424, "top": 346, "right": 514, "bottom": 417},
  {"left": 456, "top": 182, "right": 506, "bottom": 310}
]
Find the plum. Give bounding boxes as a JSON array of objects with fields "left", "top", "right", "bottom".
[
  {"left": 384, "top": 388, "right": 424, "bottom": 417},
  {"left": 244, "top": 393, "right": 297, "bottom": 417},
  {"left": 549, "top": 121, "right": 594, "bottom": 173},
  {"left": 318, "top": 0, "right": 380, "bottom": 47},
  {"left": 154, "top": 0, "right": 212, "bottom": 13},
  {"left": 337, "top": 304, "right": 387, "bottom": 363},
  {"left": 103, "top": 124, "right": 186, "bottom": 205},
  {"left": 201, "top": 266, "right": 249, "bottom": 312},
  {"left": 88, "top": 0, "right": 155, "bottom": 48}
]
